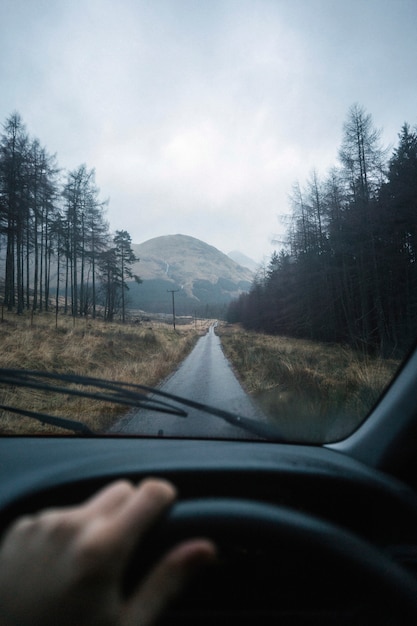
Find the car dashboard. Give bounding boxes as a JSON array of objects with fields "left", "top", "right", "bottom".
[{"left": 1, "top": 436, "right": 417, "bottom": 625}]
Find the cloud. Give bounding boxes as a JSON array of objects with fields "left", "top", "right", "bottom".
[{"left": 1, "top": 0, "right": 417, "bottom": 261}]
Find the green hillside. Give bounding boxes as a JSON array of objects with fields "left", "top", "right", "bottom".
[{"left": 128, "top": 234, "right": 253, "bottom": 315}]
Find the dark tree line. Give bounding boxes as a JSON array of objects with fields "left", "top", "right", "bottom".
[
  {"left": 0, "top": 112, "right": 139, "bottom": 321},
  {"left": 227, "top": 105, "right": 417, "bottom": 355}
]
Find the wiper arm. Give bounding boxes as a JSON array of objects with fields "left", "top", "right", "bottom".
[
  {"left": 0, "top": 369, "right": 188, "bottom": 435},
  {"left": 0, "top": 403, "right": 94, "bottom": 435},
  {"left": 137, "top": 386, "right": 286, "bottom": 442},
  {"left": 0, "top": 368, "right": 285, "bottom": 441}
]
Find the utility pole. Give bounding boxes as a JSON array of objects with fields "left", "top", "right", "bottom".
[{"left": 167, "top": 289, "right": 179, "bottom": 330}]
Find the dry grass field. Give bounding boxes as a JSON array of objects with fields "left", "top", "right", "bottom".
[
  {"left": 0, "top": 313, "right": 401, "bottom": 443},
  {"left": 217, "top": 324, "right": 400, "bottom": 443},
  {"left": 0, "top": 311, "right": 206, "bottom": 435}
]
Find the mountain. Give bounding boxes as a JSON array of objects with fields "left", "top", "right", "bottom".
[
  {"left": 227, "top": 250, "right": 259, "bottom": 273},
  {"left": 128, "top": 234, "right": 253, "bottom": 315}
]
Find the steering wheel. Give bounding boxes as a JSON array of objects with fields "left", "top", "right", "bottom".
[{"left": 127, "top": 498, "right": 417, "bottom": 625}]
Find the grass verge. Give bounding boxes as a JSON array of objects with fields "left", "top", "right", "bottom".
[
  {"left": 217, "top": 324, "right": 400, "bottom": 443},
  {"left": 0, "top": 312, "right": 202, "bottom": 435}
]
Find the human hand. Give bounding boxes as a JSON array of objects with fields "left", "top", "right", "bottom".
[{"left": 0, "top": 478, "right": 216, "bottom": 626}]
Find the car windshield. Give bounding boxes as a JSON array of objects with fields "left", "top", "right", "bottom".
[{"left": 0, "top": 0, "right": 416, "bottom": 444}]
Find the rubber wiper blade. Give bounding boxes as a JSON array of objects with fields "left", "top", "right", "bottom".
[
  {"left": 129, "top": 384, "right": 286, "bottom": 442},
  {"left": 0, "top": 369, "right": 188, "bottom": 435},
  {"left": 0, "top": 369, "right": 283, "bottom": 441},
  {"left": 0, "top": 403, "right": 94, "bottom": 435},
  {"left": 0, "top": 369, "right": 188, "bottom": 416}
]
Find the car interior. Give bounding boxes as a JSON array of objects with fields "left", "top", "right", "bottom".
[
  {"left": 1, "top": 2, "right": 417, "bottom": 624},
  {"left": 1, "top": 341, "right": 417, "bottom": 625}
]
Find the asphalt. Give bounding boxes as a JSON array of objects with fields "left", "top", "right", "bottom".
[{"left": 114, "top": 324, "right": 267, "bottom": 439}]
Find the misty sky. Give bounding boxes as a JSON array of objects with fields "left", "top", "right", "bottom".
[{"left": 1, "top": 0, "right": 416, "bottom": 262}]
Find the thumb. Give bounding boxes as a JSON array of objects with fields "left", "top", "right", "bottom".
[{"left": 121, "top": 539, "right": 217, "bottom": 626}]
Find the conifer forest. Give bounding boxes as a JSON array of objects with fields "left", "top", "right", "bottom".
[
  {"left": 227, "top": 105, "right": 417, "bottom": 355},
  {"left": 0, "top": 113, "right": 139, "bottom": 322}
]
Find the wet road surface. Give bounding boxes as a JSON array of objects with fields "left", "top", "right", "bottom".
[{"left": 114, "top": 324, "right": 267, "bottom": 439}]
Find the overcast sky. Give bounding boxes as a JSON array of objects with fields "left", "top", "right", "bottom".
[{"left": 1, "top": 0, "right": 416, "bottom": 262}]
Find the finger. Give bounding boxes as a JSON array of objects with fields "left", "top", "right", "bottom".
[
  {"left": 75, "top": 479, "right": 177, "bottom": 566},
  {"left": 122, "top": 539, "right": 217, "bottom": 626},
  {"left": 27, "top": 481, "right": 137, "bottom": 526},
  {"left": 79, "top": 480, "right": 137, "bottom": 517},
  {"left": 107, "top": 478, "right": 176, "bottom": 545}
]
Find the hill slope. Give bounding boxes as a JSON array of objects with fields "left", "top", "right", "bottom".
[
  {"left": 129, "top": 234, "right": 253, "bottom": 314},
  {"left": 227, "top": 250, "right": 259, "bottom": 272}
]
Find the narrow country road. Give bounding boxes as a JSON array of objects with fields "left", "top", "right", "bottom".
[{"left": 114, "top": 324, "right": 267, "bottom": 439}]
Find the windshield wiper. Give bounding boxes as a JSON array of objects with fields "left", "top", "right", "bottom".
[
  {"left": 0, "top": 369, "right": 187, "bottom": 435},
  {"left": 0, "top": 403, "right": 95, "bottom": 435},
  {"left": 142, "top": 389, "right": 286, "bottom": 441},
  {"left": 0, "top": 368, "right": 285, "bottom": 441}
]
